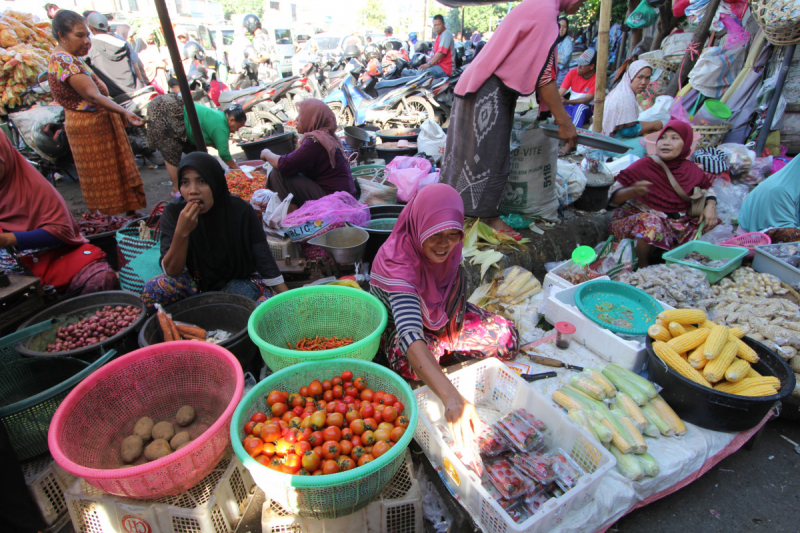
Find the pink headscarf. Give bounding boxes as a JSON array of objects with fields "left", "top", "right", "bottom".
[
  {"left": 602, "top": 59, "right": 652, "bottom": 135},
  {"left": 455, "top": 0, "right": 585, "bottom": 96},
  {"left": 371, "top": 183, "right": 465, "bottom": 330}
]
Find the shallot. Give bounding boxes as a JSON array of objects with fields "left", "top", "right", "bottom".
[{"left": 45, "top": 305, "right": 141, "bottom": 353}]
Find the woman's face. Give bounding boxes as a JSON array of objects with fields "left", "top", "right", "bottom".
[
  {"left": 179, "top": 169, "right": 215, "bottom": 213},
  {"left": 656, "top": 129, "right": 685, "bottom": 161},
  {"left": 421, "top": 229, "right": 463, "bottom": 264},
  {"left": 631, "top": 67, "right": 652, "bottom": 95},
  {"left": 559, "top": 20, "right": 568, "bottom": 37},
  {"left": 60, "top": 22, "right": 92, "bottom": 56},
  {"left": 296, "top": 109, "right": 305, "bottom": 134}
]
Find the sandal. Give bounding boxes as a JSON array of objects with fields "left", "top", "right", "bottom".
[{"left": 498, "top": 228, "right": 523, "bottom": 241}]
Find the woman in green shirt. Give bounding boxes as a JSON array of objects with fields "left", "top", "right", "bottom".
[{"left": 146, "top": 94, "right": 247, "bottom": 197}]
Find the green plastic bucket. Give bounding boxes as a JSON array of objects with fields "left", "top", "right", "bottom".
[
  {"left": 247, "top": 286, "right": 388, "bottom": 372},
  {"left": 231, "top": 358, "right": 418, "bottom": 519}
]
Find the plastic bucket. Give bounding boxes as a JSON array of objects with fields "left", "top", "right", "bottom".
[
  {"left": 573, "top": 183, "right": 612, "bottom": 212},
  {"left": 691, "top": 99, "right": 732, "bottom": 127},
  {"left": 645, "top": 336, "right": 795, "bottom": 432},
  {"left": 349, "top": 204, "right": 404, "bottom": 263},
  {"left": 237, "top": 132, "right": 296, "bottom": 160}
]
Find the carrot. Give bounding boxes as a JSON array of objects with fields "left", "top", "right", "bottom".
[
  {"left": 157, "top": 309, "right": 174, "bottom": 342},
  {"left": 175, "top": 324, "right": 207, "bottom": 340},
  {"left": 165, "top": 313, "right": 181, "bottom": 342},
  {"left": 181, "top": 332, "right": 206, "bottom": 341}
]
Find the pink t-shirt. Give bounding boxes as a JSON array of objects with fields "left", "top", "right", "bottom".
[{"left": 434, "top": 30, "right": 453, "bottom": 76}]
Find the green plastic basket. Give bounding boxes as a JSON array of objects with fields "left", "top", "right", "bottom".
[
  {"left": 663, "top": 241, "right": 748, "bottom": 283},
  {"left": 231, "top": 358, "right": 418, "bottom": 519},
  {"left": 248, "top": 286, "right": 388, "bottom": 372}
]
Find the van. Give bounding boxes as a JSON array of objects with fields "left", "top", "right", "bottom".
[{"left": 267, "top": 27, "right": 295, "bottom": 76}]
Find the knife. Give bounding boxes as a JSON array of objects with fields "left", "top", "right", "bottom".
[
  {"left": 521, "top": 371, "right": 558, "bottom": 382},
  {"left": 525, "top": 353, "right": 584, "bottom": 372}
]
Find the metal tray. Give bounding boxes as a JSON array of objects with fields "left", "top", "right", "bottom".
[{"left": 540, "top": 124, "right": 631, "bottom": 153}]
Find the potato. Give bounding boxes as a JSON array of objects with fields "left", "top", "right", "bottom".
[
  {"left": 170, "top": 431, "right": 191, "bottom": 450},
  {"left": 120, "top": 435, "right": 143, "bottom": 463},
  {"left": 152, "top": 421, "right": 175, "bottom": 442},
  {"left": 133, "top": 417, "right": 154, "bottom": 441},
  {"left": 790, "top": 355, "right": 800, "bottom": 373},
  {"left": 144, "top": 439, "right": 172, "bottom": 461},
  {"left": 175, "top": 405, "right": 196, "bottom": 427},
  {"left": 176, "top": 440, "right": 192, "bottom": 451}
]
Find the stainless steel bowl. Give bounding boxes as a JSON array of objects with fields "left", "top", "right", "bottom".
[{"left": 308, "top": 226, "right": 370, "bottom": 264}]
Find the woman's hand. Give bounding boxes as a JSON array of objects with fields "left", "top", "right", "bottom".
[
  {"left": 260, "top": 148, "right": 275, "bottom": 161},
  {"left": 699, "top": 201, "right": 718, "bottom": 229},
  {"left": 125, "top": 112, "right": 144, "bottom": 127},
  {"left": 630, "top": 181, "right": 650, "bottom": 197},
  {"left": 445, "top": 396, "right": 482, "bottom": 450},
  {"left": 175, "top": 201, "right": 200, "bottom": 238},
  {"left": 557, "top": 121, "right": 578, "bottom": 150}
]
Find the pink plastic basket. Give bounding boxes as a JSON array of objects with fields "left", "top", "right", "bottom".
[
  {"left": 721, "top": 232, "right": 771, "bottom": 258},
  {"left": 48, "top": 342, "right": 244, "bottom": 499}
]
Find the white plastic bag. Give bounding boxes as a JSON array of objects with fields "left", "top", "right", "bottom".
[
  {"left": 638, "top": 95, "right": 673, "bottom": 125},
  {"left": 555, "top": 161, "right": 587, "bottom": 207},
  {"left": 417, "top": 119, "right": 447, "bottom": 162},
  {"left": 263, "top": 192, "right": 293, "bottom": 236}
]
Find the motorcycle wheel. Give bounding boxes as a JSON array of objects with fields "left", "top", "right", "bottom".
[
  {"left": 399, "top": 96, "right": 437, "bottom": 126},
  {"left": 327, "top": 102, "right": 354, "bottom": 127}
]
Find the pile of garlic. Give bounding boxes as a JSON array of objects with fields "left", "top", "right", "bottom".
[{"left": 712, "top": 267, "right": 788, "bottom": 299}]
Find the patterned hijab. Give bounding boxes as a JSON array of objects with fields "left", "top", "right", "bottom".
[{"left": 602, "top": 60, "right": 652, "bottom": 135}]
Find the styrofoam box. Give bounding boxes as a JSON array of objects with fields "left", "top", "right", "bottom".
[
  {"left": 261, "top": 450, "right": 422, "bottom": 533},
  {"left": 413, "top": 358, "right": 615, "bottom": 533},
  {"left": 544, "top": 282, "right": 673, "bottom": 373},
  {"left": 65, "top": 451, "right": 254, "bottom": 533},
  {"left": 22, "top": 454, "right": 77, "bottom": 526},
  {"left": 543, "top": 260, "right": 581, "bottom": 291}
]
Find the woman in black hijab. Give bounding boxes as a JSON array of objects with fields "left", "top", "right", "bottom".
[{"left": 142, "top": 152, "right": 288, "bottom": 309}]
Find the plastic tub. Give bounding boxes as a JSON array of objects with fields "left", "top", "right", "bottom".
[
  {"left": 15, "top": 291, "right": 147, "bottom": 362},
  {"left": 720, "top": 232, "right": 771, "bottom": 258},
  {"left": 752, "top": 243, "right": 800, "bottom": 285},
  {"left": 662, "top": 241, "right": 748, "bottom": 283},
  {"left": 237, "top": 132, "right": 296, "bottom": 160},
  {"left": 643, "top": 131, "right": 701, "bottom": 155},
  {"left": 231, "top": 358, "right": 418, "bottom": 519},
  {"left": 644, "top": 337, "right": 795, "bottom": 432},
  {"left": 138, "top": 292, "right": 260, "bottom": 375},
  {"left": 376, "top": 128, "right": 420, "bottom": 143},
  {"left": 350, "top": 204, "right": 403, "bottom": 263},
  {"left": 248, "top": 285, "right": 388, "bottom": 371},
  {"left": 691, "top": 99, "right": 732, "bottom": 126},
  {"left": 48, "top": 342, "right": 244, "bottom": 499},
  {"left": 573, "top": 183, "right": 612, "bottom": 212}
]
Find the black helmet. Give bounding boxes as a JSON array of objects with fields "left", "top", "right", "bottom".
[
  {"left": 243, "top": 14, "right": 261, "bottom": 34},
  {"left": 343, "top": 43, "right": 361, "bottom": 60},
  {"left": 183, "top": 41, "right": 206, "bottom": 61},
  {"left": 383, "top": 38, "right": 403, "bottom": 51},
  {"left": 33, "top": 122, "right": 69, "bottom": 158},
  {"left": 364, "top": 43, "right": 381, "bottom": 61}
]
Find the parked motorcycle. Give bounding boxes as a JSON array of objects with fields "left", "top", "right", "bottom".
[
  {"left": 299, "top": 56, "right": 350, "bottom": 98},
  {"left": 229, "top": 45, "right": 260, "bottom": 90},
  {"left": 429, "top": 68, "right": 462, "bottom": 127}
]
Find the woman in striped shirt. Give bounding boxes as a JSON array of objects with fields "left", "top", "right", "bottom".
[{"left": 370, "top": 184, "right": 519, "bottom": 448}]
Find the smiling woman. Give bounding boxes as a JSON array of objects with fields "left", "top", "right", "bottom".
[{"left": 369, "top": 183, "right": 519, "bottom": 452}]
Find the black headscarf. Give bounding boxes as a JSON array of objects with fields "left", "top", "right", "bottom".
[
  {"left": 165, "top": 152, "right": 258, "bottom": 291},
  {"left": 557, "top": 17, "right": 570, "bottom": 44}
]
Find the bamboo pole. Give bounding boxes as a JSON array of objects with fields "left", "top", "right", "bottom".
[
  {"left": 154, "top": 0, "right": 206, "bottom": 152},
  {"left": 593, "top": 0, "right": 613, "bottom": 133}
]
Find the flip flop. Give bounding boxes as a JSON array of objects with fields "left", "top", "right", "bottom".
[{"left": 498, "top": 229, "right": 523, "bottom": 241}]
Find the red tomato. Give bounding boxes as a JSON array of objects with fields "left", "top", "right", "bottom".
[
  {"left": 268, "top": 457, "right": 284, "bottom": 472},
  {"left": 281, "top": 411, "right": 294, "bottom": 424},
  {"left": 351, "top": 445, "right": 366, "bottom": 460},
  {"left": 297, "top": 468, "right": 311, "bottom": 476},
  {"left": 326, "top": 413, "right": 344, "bottom": 428},
  {"left": 381, "top": 406, "right": 398, "bottom": 423},
  {"left": 282, "top": 454, "right": 302, "bottom": 474},
  {"left": 266, "top": 391, "right": 286, "bottom": 406},
  {"left": 332, "top": 376, "right": 343, "bottom": 386},
  {"left": 373, "top": 391, "right": 385, "bottom": 404},
  {"left": 308, "top": 431, "right": 325, "bottom": 447},
  {"left": 363, "top": 418, "right": 377, "bottom": 431},
  {"left": 245, "top": 438, "right": 264, "bottom": 458},
  {"left": 255, "top": 454, "right": 271, "bottom": 466},
  {"left": 339, "top": 439, "right": 353, "bottom": 456},
  {"left": 300, "top": 416, "right": 312, "bottom": 430},
  {"left": 260, "top": 423, "right": 281, "bottom": 443},
  {"left": 361, "top": 430, "right": 376, "bottom": 446},
  {"left": 289, "top": 416, "right": 303, "bottom": 429},
  {"left": 321, "top": 441, "right": 341, "bottom": 460},
  {"left": 310, "top": 411, "right": 327, "bottom": 431},
  {"left": 317, "top": 400, "right": 327, "bottom": 411},
  {"left": 374, "top": 429, "right": 391, "bottom": 443},
  {"left": 346, "top": 409, "right": 362, "bottom": 424},
  {"left": 295, "top": 441, "right": 311, "bottom": 456},
  {"left": 354, "top": 377, "right": 367, "bottom": 391},
  {"left": 244, "top": 421, "right": 257, "bottom": 435},
  {"left": 251, "top": 412, "right": 268, "bottom": 424},
  {"left": 323, "top": 390, "right": 334, "bottom": 402},
  {"left": 283, "top": 429, "right": 299, "bottom": 444},
  {"left": 322, "top": 380, "right": 332, "bottom": 391},
  {"left": 350, "top": 435, "right": 362, "bottom": 447},
  {"left": 360, "top": 404, "right": 375, "bottom": 418},
  {"left": 382, "top": 393, "right": 397, "bottom": 406},
  {"left": 299, "top": 386, "right": 309, "bottom": 397},
  {"left": 312, "top": 469, "right": 323, "bottom": 476},
  {"left": 297, "top": 428, "right": 312, "bottom": 442},
  {"left": 343, "top": 395, "right": 356, "bottom": 405},
  {"left": 308, "top": 380, "right": 323, "bottom": 398},
  {"left": 291, "top": 405, "right": 303, "bottom": 417},
  {"left": 332, "top": 385, "right": 344, "bottom": 399},
  {"left": 275, "top": 438, "right": 293, "bottom": 457},
  {"left": 325, "top": 400, "right": 338, "bottom": 413},
  {"left": 278, "top": 420, "right": 289, "bottom": 430},
  {"left": 393, "top": 401, "right": 405, "bottom": 415},
  {"left": 341, "top": 370, "right": 353, "bottom": 381},
  {"left": 341, "top": 427, "right": 354, "bottom": 441},
  {"left": 322, "top": 425, "right": 342, "bottom": 442},
  {"left": 349, "top": 419, "right": 366, "bottom": 436},
  {"left": 358, "top": 454, "right": 374, "bottom": 467},
  {"left": 337, "top": 455, "right": 355, "bottom": 471},
  {"left": 313, "top": 445, "right": 324, "bottom": 457},
  {"left": 360, "top": 389, "right": 374, "bottom": 402},
  {"left": 345, "top": 386, "right": 359, "bottom": 398},
  {"left": 335, "top": 402, "right": 348, "bottom": 415},
  {"left": 372, "top": 440, "right": 390, "bottom": 458},
  {"left": 270, "top": 416, "right": 281, "bottom": 424},
  {"left": 344, "top": 381, "right": 353, "bottom": 389},
  {"left": 271, "top": 403, "right": 289, "bottom": 417},
  {"left": 395, "top": 415, "right": 410, "bottom": 429},
  {"left": 252, "top": 422, "right": 265, "bottom": 436},
  {"left": 373, "top": 411, "right": 383, "bottom": 424},
  {"left": 302, "top": 450, "right": 321, "bottom": 472},
  {"left": 262, "top": 442, "right": 276, "bottom": 457},
  {"left": 377, "top": 422, "right": 395, "bottom": 433},
  {"left": 322, "top": 459, "right": 340, "bottom": 475},
  {"left": 289, "top": 393, "right": 305, "bottom": 408}
]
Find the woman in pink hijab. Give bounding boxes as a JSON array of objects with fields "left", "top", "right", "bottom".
[
  {"left": 370, "top": 184, "right": 519, "bottom": 449},
  {"left": 440, "top": 0, "right": 587, "bottom": 237}
]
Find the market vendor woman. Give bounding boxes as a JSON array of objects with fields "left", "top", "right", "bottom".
[
  {"left": 141, "top": 152, "right": 288, "bottom": 309},
  {"left": 609, "top": 121, "right": 718, "bottom": 267},
  {"left": 146, "top": 95, "right": 247, "bottom": 197},
  {"left": 370, "top": 183, "right": 519, "bottom": 448}
]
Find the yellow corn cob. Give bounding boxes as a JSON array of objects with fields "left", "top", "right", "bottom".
[
  {"left": 724, "top": 359, "right": 751, "bottom": 382},
  {"left": 585, "top": 368, "right": 616, "bottom": 398},
  {"left": 688, "top": 344, "right": 708, "bottom": 369},
  {"left": 600, "top": 418, "right": 633, "bottom": 454},
  {"left": 652, "top": 341, "right": 713, "bottom": 388},
  {"left": 715, "top": 380, "right": 779, "bottom": 397},
  {"left": 570, "top": 375, "right": 607, "bottom": 400},
  {"left": 618, "top": 415, "right": 647, "bottom": 454},
  {"left": 704, "top": 325, "right": 729, "bottom": 359},
  {"left": 648, "top": 324, "right": 672, "bottom": 342},
  {"left": 648, "top": 396, "right": 687, "bottom": 436},
  {"left": 715, "top": 376, "right": 781, "bottom": 394},
  {"left": 656, "top": 318, "right": 666, "bottom": 327},
  {"left": 729, "top": 327, "right": 745, "bottom": 339},
  {"left": 552, "top": 390, "right": 583, "bottom": 411},
  {"left": 747, "top": 367, "right": 762, "bottom": 379},
  {"left": 732, "top": 337, "right": 759, "bottom": 363},
  {"left": 668, "top": 322, "right": 687, "bottom": 337},
  {"left": 616, "top": 392, "right": 649, "bottom": 432},
  {"left": 667, "top": 328, "right": 710, "bottom": 353},
  {"left": 703, "top": 341, "right": 739, "bottom": 383},
  {"left": 683, "top": 324, "right": 698, "bottom": 332},
  {"left": 657, "top": 309, "right": 707, "bottom": 325},
  {"left": 700, "top": 320, "right": 717, "bottom": 330}
]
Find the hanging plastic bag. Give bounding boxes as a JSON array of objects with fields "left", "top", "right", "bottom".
[
  {"left": 755, "top": 74, "right": 787, "bottom": 130},
  {"left": 417, "top": 119, "right": 447, "bottom": 162},
  {"left": 263, "top": 192, "right": 293, "bottom": 236},
  {"left": 638, "top": 95, "right": 673, "bottom": 125},
  {"left": 670, "top": 97, "right": 692, "bottom": 125},
  {"left": 385, "top": 156, "right": 433, "bottom": 203},
  {"left": 688, "top": 45, "right": 747, "bottom": 99},
  {"left": 281, "top": 191, "right": 370, "bottom": 242},
  {"left": 626, "top": 0, "right": 659, "bottom": 29}
]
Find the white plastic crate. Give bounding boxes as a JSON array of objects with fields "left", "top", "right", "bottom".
[
  {"left": 261, "top": 450, "right": 422, "bottom": 533},
  {"left": 544, "top": 282, "right": 673, "bottom": 373},
  {"left": 22, "top": 455, "right": 77, "bottom": 526},
  {"left": 268, "top": 234, "right": 299, "bottom": 261},
  {"left": 413, "top": 358, "right": 615, "bottom": 533},
  {"left": 65, "top": 452, "right": 255, "bottom": 533}
]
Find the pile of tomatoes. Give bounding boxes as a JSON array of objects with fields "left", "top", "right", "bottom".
[{"left": 242, "top": 370, "right": 410, "bottom": 476}]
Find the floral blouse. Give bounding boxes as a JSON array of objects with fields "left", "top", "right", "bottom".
[{"left": 47, "top": 51, "right": 108, "bottom": 111}]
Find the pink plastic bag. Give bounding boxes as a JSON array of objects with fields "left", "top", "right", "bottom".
[
  {"left": 670, "top": 97, "right": 692, "bottom": 125},
  {"left": 281, "top": 191, "right": 370, "bottom": 242},
  {"left": 418, "top": 170, "right": 440, "bottom": 192},
  {"left": 385, "top": 156, "right": 433, "bottom": 203}
]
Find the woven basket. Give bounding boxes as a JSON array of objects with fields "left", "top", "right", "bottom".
[
  {"left": 648, "top": 58, "right": 681, "bottom": 73},
  {"left": 693, "top": 123, "right": 731, "bottom": 150},
  {"left": 750, "top": 0, "right": 800, "bottom": 45}
]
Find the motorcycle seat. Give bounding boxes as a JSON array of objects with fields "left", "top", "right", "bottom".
[
  {"left": 219, "top": 84, "right": 267, "bottom": 105},
  {"left": 375, "top": 76, "right": 419, "bottom": 90}
]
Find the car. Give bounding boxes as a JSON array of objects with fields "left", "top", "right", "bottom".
[{"left": 291, "top": 32, "right": 365, "bottom": 76}]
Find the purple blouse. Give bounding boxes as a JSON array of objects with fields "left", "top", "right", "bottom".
[{"left": 277, "top": 137, "right": 356, "bottom": 196}]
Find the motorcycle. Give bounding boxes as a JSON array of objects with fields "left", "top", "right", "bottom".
[
  {"left": 299, "top": 55, "right": 350, "bottom": 99},
  {"left": 429, "top": 68, "right": 462, "bottom": 127},
  {"left": 323, "top": 66, "right": 440, "bottom": 128}
]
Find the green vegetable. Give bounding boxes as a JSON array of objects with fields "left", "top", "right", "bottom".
[
  {"left": 606, "top": 364, "right": 658, "bottom": 400},
  {"left": 601, "top": 367, "right": 649, "bottom": 405},
  {"left": 611, "top": 445, "right": 645, "bottom": 481},
  {"left": 636, "top": 452, "right": 660, "bottom": 477},
  {"left": 641, "top": 404, "right": 674, "bottom": 437}
]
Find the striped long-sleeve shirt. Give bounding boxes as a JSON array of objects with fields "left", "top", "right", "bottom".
[{"left": 371, "top": 286, "right": 425, "bottom": 353}]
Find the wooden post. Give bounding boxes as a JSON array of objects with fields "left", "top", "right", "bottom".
[
  {"left": 593, "top": 0, "right": 613, "bottom": 133},
  {"left": 665, "top": 0, "right": 723, "bottom": 96},
  {"left": 154, "top": 0, "right": 206, "bottom": 152}
]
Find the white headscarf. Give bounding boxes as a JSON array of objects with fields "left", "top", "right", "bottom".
[{"left": 602, "top": 60, "right": 652, "bottom": 136}]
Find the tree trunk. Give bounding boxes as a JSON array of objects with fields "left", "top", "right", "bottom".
[
  {"left": 651, "top": 4, "right": 679, "bottom": 51},
  {"left": 666, "top": 0, "right": 723, "bottom": 96}
]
